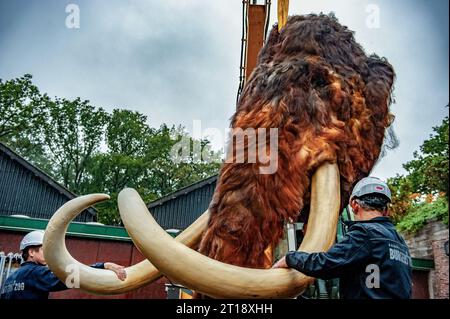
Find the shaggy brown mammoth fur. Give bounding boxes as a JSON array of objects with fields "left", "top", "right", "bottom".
[{"left": 198, "top": 13, "right": 397, "bottom": 269}]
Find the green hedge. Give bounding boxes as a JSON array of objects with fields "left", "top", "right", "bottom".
[{"left": 397, "top": 197, "right": 448, "bottom": 234}]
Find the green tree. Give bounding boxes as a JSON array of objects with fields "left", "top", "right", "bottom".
[
  {"left": 92, "top": 122, "right": 222, "bottom": 226},
  {"left": 41, "top": 97, "right": 109, "bottom": 193},
  {"left": 397, "top": 196, "right": 448, "bottom": 234},
  {"left": 0, "top": 74, "right": 222, "bottom": 225},
  {"left": 388, "top": 107, "right": 449, "bottom": 231},
  {"left": 403, "top": 111, "right": 449, "bottom": 198},
  {"left": 0, "top": 74, "right": 52, "bottom": 170},
  {"left": 0, "top": 74, "right": 44, "bottom": 140},
  {"left": 83, "top": 110, "right": 155, "bottom": 225},
  {"left": 144, "top": 124, "right": 221, "bottom": 197},
  {"left": 106, "top": 109, "right": 153, "bottom": 156},
  {"left": 387, "top": 174, "right": 416, "bottom": 224}
]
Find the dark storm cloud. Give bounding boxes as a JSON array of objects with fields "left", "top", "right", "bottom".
[{"left": 0, "top": 0, "right": 241, "bottom": 131}]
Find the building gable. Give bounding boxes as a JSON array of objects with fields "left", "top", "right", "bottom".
[{"left": 0, "top": 143, "right": 95, "bottom": 222}]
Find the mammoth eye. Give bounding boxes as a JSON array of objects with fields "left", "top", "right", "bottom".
[
  {"left": 311, "top": 75, "right": 328, "bottom": 88},
  {"left": 310, "top": 67, "right": 330, "bottom": 88}
]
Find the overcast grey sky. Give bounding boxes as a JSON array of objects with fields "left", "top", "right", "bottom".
[{"left": 0, "top": 0, "right": 448, "bottom": 180}]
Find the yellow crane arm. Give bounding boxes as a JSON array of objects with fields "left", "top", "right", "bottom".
[{"left": 278, "top": 0, "right": 289, "bottom": 31}]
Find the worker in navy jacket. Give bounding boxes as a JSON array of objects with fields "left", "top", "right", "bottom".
[
  {"left": 272, "top": 177, "right": 412, "bottom": 299},
  {"left": 1, "top": 230, "right": 127, "bottom": 299}
]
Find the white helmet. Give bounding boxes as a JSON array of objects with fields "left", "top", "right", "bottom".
[
  {"left": 350, "top": 177, "right": 392, "bottom": 202},
  {"left": 20, "top": 230, "right": 45, "bottom": 251}
]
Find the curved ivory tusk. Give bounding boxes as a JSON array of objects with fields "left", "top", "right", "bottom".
[
  {"left": 118, "top": 162, "right": 340, "bottom": 298},
  {"left": 43, "top": 194, "right": 210, "bottom": 295}
]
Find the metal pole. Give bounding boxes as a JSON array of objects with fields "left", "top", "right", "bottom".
[
  {"left": 0, "top": 252, "right": 6, "bottom": 292},
  {"left": 264, "top": 0, "right": 272, "bottom": 41},
  {"left": 5, "top": 253, "right": 13, "bottom": 280}
]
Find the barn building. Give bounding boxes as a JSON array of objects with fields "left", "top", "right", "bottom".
[{"left": 0, "top": 142, "right": 217, "bottom": 298}]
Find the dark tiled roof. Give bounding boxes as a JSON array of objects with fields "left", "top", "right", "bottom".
[
  {"left": 148, "top": 175, "right": 217, "bottom": 230},
  {"left": 0, "top": 142, "right": 95, "bottom": 221}
]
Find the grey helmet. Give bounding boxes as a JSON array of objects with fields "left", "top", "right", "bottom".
[
  {"left": 350, "top": 177, "right": 392, "bottom": 202},
  {"left": 20, "top": 230, "right": 45, "bottom": 251}
]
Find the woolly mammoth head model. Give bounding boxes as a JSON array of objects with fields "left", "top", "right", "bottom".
[{"left": 43, "top": 14, "right": 396, "bottom": 298}]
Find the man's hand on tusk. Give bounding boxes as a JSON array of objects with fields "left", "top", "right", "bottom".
[
  {"left": 271, "top": 256, "right": 289, "bottom": 269},
  {"left": 104, "top": 262, "right": 127, "bottom": 281}
]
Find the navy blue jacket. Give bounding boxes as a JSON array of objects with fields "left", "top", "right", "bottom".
[
  {"left": 286, "top": 217, "right": 412, "bottom": 299},
  {"left": 0, "top": 261, "right": 105, "bottom": 299}
]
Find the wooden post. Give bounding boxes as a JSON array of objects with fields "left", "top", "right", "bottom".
[{"left": 245, "top": 4, "right": 267, "bottom": 81}]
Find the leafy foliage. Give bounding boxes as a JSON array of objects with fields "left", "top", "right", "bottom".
[
  {"left": 403, "top": 112, "right": 449, "bottom": 198},
  {"left": 387, "top": 174, "right": 417, "bottom": 224},
  {"left": 396, "top": 196, "right": 448, "bottom": 234},
  {"left": 0, "top": 75, "right": 221, "bottom": 225},
  {"left": 0, "top": 74, "right": 45, "bottom": 140},
  {"left": 0, "top": 74, "right": 52, "bottom": 171},
  {"left": 41, "top": 97, "right": 110, "bottom": 193},
  {"left": 388, "top": 107, "right": 448, "bottom": 232}
]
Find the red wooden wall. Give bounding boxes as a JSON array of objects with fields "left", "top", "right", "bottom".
[{"left": 0, "top": 230, "right": 167, "bottom": 299}]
